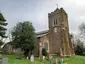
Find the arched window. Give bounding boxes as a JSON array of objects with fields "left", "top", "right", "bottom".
[{"left": 44, "top": 42, "right": 48, "bottom": 51}]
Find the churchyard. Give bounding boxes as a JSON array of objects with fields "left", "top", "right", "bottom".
[
  {"left": 1, "top": 54, "right": 85, "bottom": 64},
  {"left": 2, "top": 54, "right": 49, "bottom": 64},
  {"left": 0, "top": 1, "right": 85, "bottom": 64}
]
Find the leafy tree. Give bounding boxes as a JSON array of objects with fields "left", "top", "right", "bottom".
[
  {"left": 11, "top": 21, "right": 36, "bottom": 57},
  {"left": 74, "top": 39, "right": 85, "bottom": 55},
  {"left": 74, "top": 23, "right": 85, "bottom": 55},
  {"left": 0, "top": 12, "right": 8, "bottom": 46},
  {"left": 79, "top": 23, "right": 85, "bottom": 39}
]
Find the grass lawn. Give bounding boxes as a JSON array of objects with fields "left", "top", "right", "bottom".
[
  {"left": 2, "top": 54, "right": 85, "bottom": 64},
  {"left": 2, "top": 54, "right": 49, "bottom": 64},
  {"left": 64, "top": 55, "right": 85, "bottom": 64}
]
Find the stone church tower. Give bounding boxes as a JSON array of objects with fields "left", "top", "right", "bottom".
[
  {"left": 35, "top": 7, "right": 75, "bottom": 57},
  {"left": 48, "top": 8, "right": 75, "bottom": 56}
]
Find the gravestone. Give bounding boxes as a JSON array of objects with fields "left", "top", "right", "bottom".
[
  {"left": 30, "top": 55, "right": 34, "bottom": 62},
  {"left": 2, "top": 58, "right": 8, "bottom": 64},
  {"left": 55, "top": 58, "right": 58, "bottom": 64},
  {"left": 0, "top": 54, "right": 2, "bottom": 64},
  {"left": 58, "top": 58, "right": 64, "bottom": 64},
  {"left": 27, "top": 56, "right": 28, "bottom": 60},
  {"left": 43, "top": 56, "right": 45, "bottom": 60},
  {"left": 49, "top": 56, "right": 53, "bottom": 64}
]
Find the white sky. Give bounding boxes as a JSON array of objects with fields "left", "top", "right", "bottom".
[{"left": 0, "top": 0, "right": 85, "bottom": 42}]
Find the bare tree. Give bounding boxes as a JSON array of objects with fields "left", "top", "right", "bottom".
[{"left": 79, "top": 23, "right": 85, "bottom": 39}]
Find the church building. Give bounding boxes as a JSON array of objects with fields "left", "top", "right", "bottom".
[{"left": 34, "top": 7, "right": 75, "bottom": 57}]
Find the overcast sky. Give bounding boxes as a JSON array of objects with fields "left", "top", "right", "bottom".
[{"left": 0, "top": 0, "right": 85, "bottom": 35}]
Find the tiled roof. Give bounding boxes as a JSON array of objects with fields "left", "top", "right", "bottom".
[{"left": 36, "top": 30, "right": 48, "bottom": 38}]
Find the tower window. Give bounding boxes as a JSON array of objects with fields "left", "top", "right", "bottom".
[
  {"left": 54, "top": 19, "right": 57, "bottom": 26},
  {"left": 55, "top": 19, "right": 57, "bottom": 25},
  {"left": 54, "top": 20, "right": 55, "bottom": 25}
]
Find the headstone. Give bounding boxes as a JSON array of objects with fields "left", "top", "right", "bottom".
[
  {"left": 61, "top": 58, "right": 63, "bottom": 63},
  {"left": 2, "top": 58, "right": 8, "bottom": 64},
  {"left": 49, "top": 56, "right": 53, "bottom": 64},
  {"left": 55, "top": 58, "right": 58, "bottom": 64},
  {"left": 61, "top": 56, "right": 64, "bottom": 63},
  {"left": 27, "top": 56, "right": 28, "bottom": 60},
  {"left": 43, "top": 56, "right": 45, "bottom": 60},
  {"left": 39, "top": 57, "right": 40, "bottom": 60},
  {"left": 30, "top": 55, "right": 34, "bottom": 62},
  {"left": 58, "top": 58, "right": 63, "bottom": 64},
  {"left": 0, "top": 54, "right": 2, "bottom": 64}
]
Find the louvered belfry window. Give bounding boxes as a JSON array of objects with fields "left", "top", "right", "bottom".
[{"left": 54, "top": 19, "right": 57, "bottom": 26}]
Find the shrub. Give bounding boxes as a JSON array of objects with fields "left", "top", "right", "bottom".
[
  {"left": 42, "top": 48, "right": 47, "bottom": 56},
  {"left": 82, "top": 52, "right": 85, "bottom": 56}
]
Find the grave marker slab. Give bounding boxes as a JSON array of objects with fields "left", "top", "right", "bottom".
[
  {"left": 2, "top": 58, "right": 8, "bottom": 64},
  {"left": 30, "top": 55, "right": 34, "bottom": 62}
]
